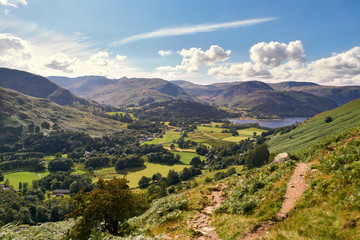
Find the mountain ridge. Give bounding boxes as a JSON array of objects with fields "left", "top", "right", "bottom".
[
  {"left": 0, "top": 68, "right": 100, "bottom": 109},
  {"left": 49, "top": 76, "right": 196, "bottom": 107}
]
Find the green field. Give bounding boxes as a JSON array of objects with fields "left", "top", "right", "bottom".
[
  {"left": 94, "top": 162, "right": 190, "bottom": 188},
  {"left": 268, "top": 98, "right": 360, "bottom": 153},
  {"left": 221, "top": 136, "right": 249, "bottom": 142},
  {"left": 142, "top": 130, "right": 181, "bottom": 145},
  {"left": 237, "top": 127, "right": 266, "bottom": 137},
  {"left": 171, "top": 151, "right": 205, "bottom": 164},
  {"left": 193, "top": 124, "right": 266, "bottom": 144},
  {"left": 196, "top": 125, "right": 227, "bottom": 133},
  {"left": 0, "top": 169, "right": 50, "bottom": 189},
  {"left": 72, "top": 165, "right": 88, "bottom": 175}
]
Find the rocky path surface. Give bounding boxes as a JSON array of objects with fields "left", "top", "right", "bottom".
[
  {"left": 277, "top": 162, "right": 310, "bottom": 219},
  {"left": 190, "top": 185, "right": 226, "bottom": 240},
  {"left": 240, "top": 163, "right": 310, "bottom": 240}
]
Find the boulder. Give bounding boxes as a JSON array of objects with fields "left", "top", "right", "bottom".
[{"left": 272, "top": 152, "right": 289, "bottom": 164}]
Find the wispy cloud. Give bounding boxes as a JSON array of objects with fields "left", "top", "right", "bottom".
[
  {"left": 0, "top": 0, "right": 27, "bottom": 8},
  {"left": 113, "top": 17, "right": 278, "bottom": 46}
]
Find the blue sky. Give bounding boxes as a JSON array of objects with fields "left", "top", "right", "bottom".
[{"left": 0, "top": 0, "right": 360, "bottom": 85}]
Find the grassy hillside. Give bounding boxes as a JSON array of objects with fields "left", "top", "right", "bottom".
[
  {"left": 268, "top": 98, "right": 360, "bottom": 154},
  {"left": 266, "top": 128, "right": 360, "bottom": 239},
  {"left": 0, "top": 86, "right": 123, "bottom": 142}
]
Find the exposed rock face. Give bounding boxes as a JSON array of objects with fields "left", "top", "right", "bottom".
[{"left": 272, "top": 152, "right": 289, "bottom": 164}]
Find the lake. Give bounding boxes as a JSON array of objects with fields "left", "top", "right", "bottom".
[{"left": 228, "top": 117, "right": 308, "bottom": 128}]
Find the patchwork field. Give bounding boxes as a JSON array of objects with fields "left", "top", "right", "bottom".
[
  {"left": 0, "top": 169, "right": 50, "bottom": 189},
  {"left": 192, "top": 124, "right": 265, "bottom": 144},
  {"left": 170, "top": 151, "right": 205, "bottom": 164},
  {"left": 142, "top": 130, "right": 181, "bottom": 145},
  {"left": 94, "top": 162, "right": 190, "bottom": 188}
]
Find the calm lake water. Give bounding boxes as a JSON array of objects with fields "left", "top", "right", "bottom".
[{"left": 228, "top": 117, "right": 308, "bottom": 129}]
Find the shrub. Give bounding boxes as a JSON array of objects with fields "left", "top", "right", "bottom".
[
  {"left": 325, "top": 116, "right": 333, "bottom": 123},
  {"left": 138, "top": 176, "right": 150, "bottom": 189}
]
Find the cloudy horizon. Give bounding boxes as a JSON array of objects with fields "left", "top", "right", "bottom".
[{"left": 0, "top": 0, "right": 359, "bottom": 86}]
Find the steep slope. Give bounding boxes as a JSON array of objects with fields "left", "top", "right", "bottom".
[
  {"left": 50, "top": 76, "right": 196, "bottom": 107},
  {"left": 268, "top": 97, "right": 360, "bottom": 153},
  {"left": 267, "top": 131, "right": 360, "bottom": 239},
  {"left": 0, "top": 68, "right": 98, "bottom": 108},
  {"left": 0, "top": 86, "right": 123, "bottom": 143}
]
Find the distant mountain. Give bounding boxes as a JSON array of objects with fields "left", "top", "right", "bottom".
[
  {"left": 269, "top": 81, "right": 360, "bottom": 106},
  {"left": 171, "top": 80, "right": 230, "bottom": 101},
  {"left": 172, "top": 80, "right": 347, "bottom": 117},
  {"left": 237, "top": 90, "right": 338, "bottom": 117},
  {"left": 0, "top": 68, "right": 99, "bottom": 108},
  {"left": 215, "top": 81, "right": 273, "bottom": 104},
  {"left": 132, "top": 99, "right": 230, "bottom": 122},
  {"left": 0, "top": 86, "right": 123, "bottom": 143},
  {"left": 47, "top": 75, "right": 107, "bottom": 88},
  {"left": 50, "top": 76, "right": 196, "bottom": 107},
  {"left": 269, "top": 81, "right": 319, "bottom": 91}
]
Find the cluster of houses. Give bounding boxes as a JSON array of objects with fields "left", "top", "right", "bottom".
[
  {"left": 1, "top": 183, "right": 70, "bottom": 197},
  {"left": 138, "top": 133, "right": 159, "bottom": 144}
]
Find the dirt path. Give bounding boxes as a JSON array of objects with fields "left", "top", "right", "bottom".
[
  {"left": 277, "top": 162, "right": 310, "bottom": 219},
  {"left": 200, "top": 132, "right": 219, "bottom": 140},
  {"left": 240, "top": 163, "right": 310, "bottom": 240},
  {"left": 190, "top": 185, "right": 226, "bottom": 240}
]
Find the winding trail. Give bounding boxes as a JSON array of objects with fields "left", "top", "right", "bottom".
[
  {"left": 190, "top": 185, "right": 226, "bottom": 240},
  {"left": 277, "top": 162, "right": 310, "bottom": 219},
  {"left": 240, "top": 162, "right": 310, "bottom": 240}
]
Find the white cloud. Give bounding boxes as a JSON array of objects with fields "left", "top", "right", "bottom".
[
  {"left": 113, "top": 18, "right": 277, "bottom": 46},
  {"left": 0, "top": 0, "right": 27, "bottom": 7},
  {"left": 0, "top": 30, "right": 143, "bottom": 79},
  {"left": 209, "top": 62, "right": 271, "bottom": 78},
  {"left": 208, "top": 41, "right": 360, "bottom": 85},
  {"left": 158, "top": 50, "right": 172, "bottom": 56},
  {"left": 88, "top": 51, "right": 110, "bottom": 66},
  {"left": 250, "top": 40, "right": 305, "bottom": 67},
  {"left": 308, "top": 47, "right": 360, "bottom": 76},
  {"left": 116, "top": 54, "right": 127, "bottom": 61},
  {"left": 157, "top": 45, "right": 231, "bottom": 73},
  {"left": 0, "top": 33, "right": 32, "bottom": 68},
  {"left": 45, "top": 52, "right": 78, "bottom": 73}
]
